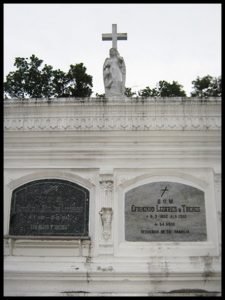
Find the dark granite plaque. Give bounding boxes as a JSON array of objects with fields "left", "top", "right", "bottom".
[
  {"left": 125, "top": 182, "right": 207, "bottom": 242},
  {"left": 9, "top": 179, "right": 89, "bottom": 236}
]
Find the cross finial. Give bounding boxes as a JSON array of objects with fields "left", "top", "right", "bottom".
[{"left": 102, "top": 24, "right": 127, "bottom": 50}]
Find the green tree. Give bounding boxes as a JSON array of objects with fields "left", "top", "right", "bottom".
[
  {"left": 125, "top": 87, "right": 136, "bottom": 97},
  {"left": 51, "top": 69, "right": 69, "bottom": 97},
  {"left": 209, "top": 76, "right": 221, "bottom": 97},
  {"left": 66, "top": 63, "right": 93, "bottom": 97},
  {"left": 191, "top": 75, "right": 221, "bottom": 98},
  {"left": 157, "top": 80, "right": 186, "bottom": 97},
  {"left": 137, "top": 81, "right": 186, "bottom": 98},
  {"left": 4, "top": 55, "right": 48, "bottom": 98},
  {"left": 4, "top": 55, "right": 93, "bottom": 99},
  {"left": 138, "top": 86, "right": 159, "bottom": 98},
  {"left": 25, "top": 55, "right": 44, "bottom": 98},
  {"left": 40, "top": 64, "right": 54, "bottom": 98}
]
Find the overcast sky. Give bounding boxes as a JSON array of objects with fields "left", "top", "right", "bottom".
[{"left": 4, "top": 3, "right": 221, "bottom": 96}]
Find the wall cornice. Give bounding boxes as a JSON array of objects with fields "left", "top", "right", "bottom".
[
  {"left": 3, "top": 96, "right": 221, "bottom": 104},
  {"left": 4, "top": 97, "right": 221, "bottom": 132}
]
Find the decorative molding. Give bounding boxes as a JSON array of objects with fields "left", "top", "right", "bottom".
[
  {"left": 3, "top": 96, "right": 221, "bottom": 104},
  {"left": 116, "top": 170, "right": 209, "bottom": 190},
  {"left": 99, "top": 174, "right": 113, "bottom": 191},
  {"left": 99, "top": 207, "right": 113, "bottom": 240},
  {"left": 99, "top": 182, "right": 113, "bottom": 193},
  {"left": 214, "top": 173, "right": 221, "bottom": 216},
  {"left": 99, "top": 174, "right": 114, "bottom": 211},
  {"left": 75, "top": 172, "right": 98, "bottom": 187},
  {"left": 214, "top": 174, "right": 221, "bottom": 188},
  {"left": 6, "top": 170, "right": 96, "bottom": 191},
  {"left": 4, "top": 98, "right": 221, "bottom": 132},
  {"left": 4, "top": 115, "right": 221, "bottom": 131},
  {"left": 116, "top": 174, "right": 140, "bottom": 186}
]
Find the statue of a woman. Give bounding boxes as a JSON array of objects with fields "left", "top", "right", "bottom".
[{"left": 103, "top": 48, "right": 126, "bottom": 97}]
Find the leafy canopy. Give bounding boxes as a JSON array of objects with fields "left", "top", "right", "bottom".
[
  {"left": 4, "top": 55, "right": 93, "bottom": 99},
  {"left": 191, "top": 75, "right": 221, "bottom": 98},
  {"left": 125, "top": 75, "right": 221, "bottom": 99},
  {"left": 4, "top": 55, "right": 221, "bottom": 100},
  {"left": 136, "top": 80, "right": 186, "bottom": 98}
]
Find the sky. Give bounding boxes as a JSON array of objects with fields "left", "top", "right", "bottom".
[{"left": 4, "top": 3, "right": 221, "bottom": 96}]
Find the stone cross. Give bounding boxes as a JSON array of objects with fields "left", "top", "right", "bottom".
[{"left": 102, "top": 24, "right": 127, "bottom": 49}]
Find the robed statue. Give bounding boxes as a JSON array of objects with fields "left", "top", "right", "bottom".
[{"left": 103, "top": 48, "right": 126, "bottom": 97}]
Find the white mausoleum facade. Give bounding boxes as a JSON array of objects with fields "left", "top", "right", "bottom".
[{"left": 4, "top": 97, "right": 221, "bottom": 296}]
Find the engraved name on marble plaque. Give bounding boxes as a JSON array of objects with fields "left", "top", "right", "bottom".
[
  {"left": 9, "top": 179, "right": 89, "bottom": 236},
  {"left": 125, "top": 182, "right": 207, "bottom": 242}
]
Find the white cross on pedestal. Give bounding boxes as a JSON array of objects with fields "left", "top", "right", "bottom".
[{"left": 102, "top": 24, "right": 127, "bottom": 50}]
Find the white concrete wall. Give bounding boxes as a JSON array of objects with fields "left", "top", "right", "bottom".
[{"left": 4, "top": 97, "right": 221, "bottom": 296}]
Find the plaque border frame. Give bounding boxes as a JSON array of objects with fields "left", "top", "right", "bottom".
[
  {"left": 9, "top": 179, "right": 90, "bottom": 237},
  {"left": 114, "top": 168, "right": 219, "bottom": 257}
]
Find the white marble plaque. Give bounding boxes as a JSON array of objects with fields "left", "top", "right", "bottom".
[{"left": 125, "top": 182, "right": 207, "bottom": 241}]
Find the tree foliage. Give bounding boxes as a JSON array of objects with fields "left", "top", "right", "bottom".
[
  {"left": 157, "top": 80, "right": 186, "bottom": 97},
  {"left": 137, "top": 80, "right": 186, "bottom": 98},
  {"left": 191, "top": 75, "right": 221, "bottom": 98},
  {"left": 4, "top": 55, "right": 93, "bottom": 99},
  {"left": 67, "top": 63, "right": 92, "bottom": 97},
  {"left": 124, "top": 87, "right": 136, "bottom": 97},
  {"left": 138, "top": 86, "right": 158, "bottom": 98},
  {"left": 4, "top": 56, "right": 221, "bottom": 100}
]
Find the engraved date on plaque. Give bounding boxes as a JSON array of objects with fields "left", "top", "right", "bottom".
[
  {"left": 9, "top": 179, "right": 89, "bottom": 236},
  {"left": 125, "top": 182, "right": 207, "bottom": 242}
]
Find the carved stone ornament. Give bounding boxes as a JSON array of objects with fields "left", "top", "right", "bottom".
[
  {"left": 99, "top": 180, "right": 114, "bottom": 192},
  {"left": 4, "top": 115, "right": 221, "bottom": 132},
  {"left": 99, "top": 174, "right": 114, "bottom": 192},
  {"left": 99, "top": 207, "right": 113, "bottom": 240}
]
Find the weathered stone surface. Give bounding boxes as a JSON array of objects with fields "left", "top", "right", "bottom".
[
  {"left": 103, "top": 48, "right": 126, "bottom": 97},
  {"left": 102, "top": 24, "right": 127, "bottom": 97},
  {"left": 4, "top": 98, "right": 221, "bottom": 131},
  {"left": 4, "top": 97, "right": 221, "bottom": 296},
  {"left": 102, "top": 24, "right": 127, "bottom": 50},
  {"left": 9, "top": 179, "right": 89, "bottom": 236},
  {"left": 125, "top": 181, "right": 207, "bottom": 241}
]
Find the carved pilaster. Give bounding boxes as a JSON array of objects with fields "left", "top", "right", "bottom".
[
  {"left": 99, "top": 207, "right": 113, "bottom": 240},
  {"left": 214, "top": 173, "right": 221, "bottom": 253},
  {"left": 99, "top": 174, "right": 114, "bottom": 207},
  {"left": 214, "top": 174, "right": 221, "bottom": 217},
  {"left": 98, "top": 174, "right": 114, "bottom": 253}
]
